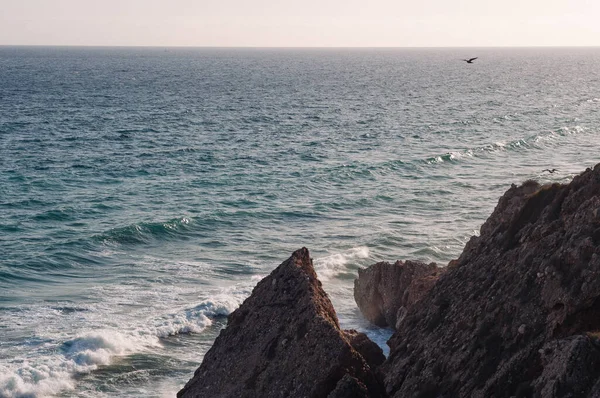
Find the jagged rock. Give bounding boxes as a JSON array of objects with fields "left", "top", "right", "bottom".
[
  {"left": 354, "top": 260, "right": 444, "bottom": 328},
  {"left": 178, "top": 247, "right": 386, "bottom": 398},
  {"left": 532, "top": 335, "right": 600, "bottom": 397},
  {"left": 381, "top": 164, "right": 600, "bottom": 397}
]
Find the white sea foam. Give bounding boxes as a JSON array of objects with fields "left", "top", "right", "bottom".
[
  {"left": 153, "top": 295, "right": 241, "bottom": 337},
  {"left": 0, "top": 361, "right": 74, "bottom": 398},
  {"left": 0, "top": 284, "right": 249, "bottom": 398},
  {"left": 0, "top": 329, "right": 160, "bottom": 398},
  {"left": 64, "top": 330, "right": 161, "bottom": 366},
  {"left": 562, "top": 125, "right": 585, "bottom": 134},
  {"left": 314, "top": 247, "right": 370, "bottom": 281},
  {"left": 154, "top": 311, "right": 212, "bottom": 337}
]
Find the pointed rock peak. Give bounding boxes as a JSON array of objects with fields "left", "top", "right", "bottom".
[{"left": 179, "top": 248, "right": 385, "bottom": 398}]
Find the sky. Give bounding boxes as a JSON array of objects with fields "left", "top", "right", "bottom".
[{"left": 1, "top": 0, "right": 599, "bottom": 47}]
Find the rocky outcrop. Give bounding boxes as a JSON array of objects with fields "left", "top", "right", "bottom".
[
  {"left": 380, "top": 164, "right": 600, "bottom": 397},
  {"left": 178, "top": 248, "right": 385, "bottom": 398},
  {"left": 179, "top": 164, "right": 600, "bottom": 398},
  {"left": 354, "top": 260, "right": 443, "bottom": 329}
]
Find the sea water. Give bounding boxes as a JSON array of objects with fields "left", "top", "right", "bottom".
[{"left": 1, "top": 47, "right": 599, "bottom": 397}]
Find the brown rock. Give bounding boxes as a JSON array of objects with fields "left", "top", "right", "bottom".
[
  {"left": 354, "top": 260, "right": 444, "bottom": 328},
  {"left": 178, "top": 247, "right": 385, "bottom": 398},
  {"left": 381, "top": 164, "right": 600, "bottom": 397}
]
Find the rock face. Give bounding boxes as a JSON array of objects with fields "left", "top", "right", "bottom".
[
  {"left": 354, "top": 260, "right": 443, "bottom": 329},
  {"left": 532, "top": 335, "right": 600, "bottom": 397},
  {"left": 381, "top": 165, "right": 600, "bottom": 397},
  {"left": 178, "top": 247, "right": 385, "bottom": 398}
]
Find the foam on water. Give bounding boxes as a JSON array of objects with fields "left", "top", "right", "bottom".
[
  {"left": 0, "top": 329, "right": 159, "bottom": 398},
  {"left": 314, "top": 247, "right": 371, "bottom": 281},
  {"left": 0, "top": 289, "right": 246, "bottom": 397},
  {"left": 63, "top": 331, "right": 161, "bottom": 367},
  {"left": 153, "top": 296, "right": 242, "bottom": 337},
  {"left": 0, "top": 362, "right": 74, "bottom": 398}
]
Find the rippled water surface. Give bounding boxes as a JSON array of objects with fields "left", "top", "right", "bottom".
[{"left": 1, "top": 47, "right": 599, "bottom": 397}]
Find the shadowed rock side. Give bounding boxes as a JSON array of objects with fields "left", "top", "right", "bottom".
[
  {"left": 178, "top": 247, "right": 386, "bottom": 398},
  {"left": 381, "top": 164, "right": 600, "bottom": 398},
  {"left": 354, "top": 260, "right": 444, "bottom": 329}
]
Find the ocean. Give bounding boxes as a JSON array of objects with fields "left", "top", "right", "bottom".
[{"left": 0, "top": 46, "right": 599, "bottom": 397}]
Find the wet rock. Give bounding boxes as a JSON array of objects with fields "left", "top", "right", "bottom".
[
  {"left": 381, "top": 164, "right": 600, "bottom": 397},
  {"left": 354, "top": 260, "right": 443, "bottom": 328},
  {"left": 178, "top": 247, "right": 385, "bottom": 398}
]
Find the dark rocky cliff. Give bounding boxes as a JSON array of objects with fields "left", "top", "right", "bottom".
[{"left": 382, "top": 164, "right": 600, "bottom": 397}]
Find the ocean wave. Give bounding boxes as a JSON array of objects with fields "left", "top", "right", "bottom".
[
  {"left": 32, "top": 208, "right": 76, "bottom": 222},
  {"left": 532, "top": 125, "right": 586, "bottom": 143},
  {"left": 62, "top": 331, "right": 161, "bottom": 367},
  {"left": 424, "top": 152, "right": 463, "bottom": 164},
  {"left": 314, "top": 247, "right": 370, "bottom": 281},
  {"left": 0, "top": 362, "right": 74, "bottom": 398},
  {"left": 153, "top": 296, "right": 241, "bottom": 337},
  {"left": 323, "top": 164, "right": 376, "bottom": 183},
  {"left": 423, "top": 126, "right": 586, "bottom": 166},
  {"left": 582, "top": 97, "right": 600, "bottom": 104},
  {"left": 0, "top": 330, "right": 160, "bottom": 398},
  {"left": 0, "top": 293, "right": 244, "bottom": 398},
  {"left": 94, "top": 217, "right": 194, "bottom": 245},
  {"left": 424, "top": 140, "right": 529, "bottom": 165}
]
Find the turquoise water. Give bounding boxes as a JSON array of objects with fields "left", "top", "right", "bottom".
[{"left": 1, "top": 47, "right": 599, "bottom": 397}]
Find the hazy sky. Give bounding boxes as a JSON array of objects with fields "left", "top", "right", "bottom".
[{"left": 1, "top": 0, "right": 599, "bottom": 47}]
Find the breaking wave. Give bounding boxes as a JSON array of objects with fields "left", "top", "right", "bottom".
[
  {"left": 0, "top": 294, "right": 244, "bottom": 398},
  {"left": 314, "top": 247, "right": 370, "bottom": 281}
]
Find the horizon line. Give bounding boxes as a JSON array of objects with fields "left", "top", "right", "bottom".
[{"left": 1, "top": 44, "right": 599, "bottom": 49}]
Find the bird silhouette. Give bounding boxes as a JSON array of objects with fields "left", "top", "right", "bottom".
[
  {"left": 542, "top": 169, "right": 558, "bottom": 173},
  {"left": 462, "top": 57, "right": 478, "bottom": 64}
]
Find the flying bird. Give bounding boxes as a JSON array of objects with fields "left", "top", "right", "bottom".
[
  {"left": 462, "top": 57, "right": 478, "bottom": 64},
  {"left": 542, "top": 169, "right": 558, "bottom": 174}
]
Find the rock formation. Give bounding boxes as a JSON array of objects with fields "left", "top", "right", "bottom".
[
  {"left": 179, "top": 163, "right": 600, "bottom": 398},
  {"left": 380, "top": 164, "right": 600, "bottom": 397},
  {"left": 354, "top": 260, "right": 444, "bottom": 329},
  {"left": 178, "top": 247, "right": 385, "bottom": 398}
]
